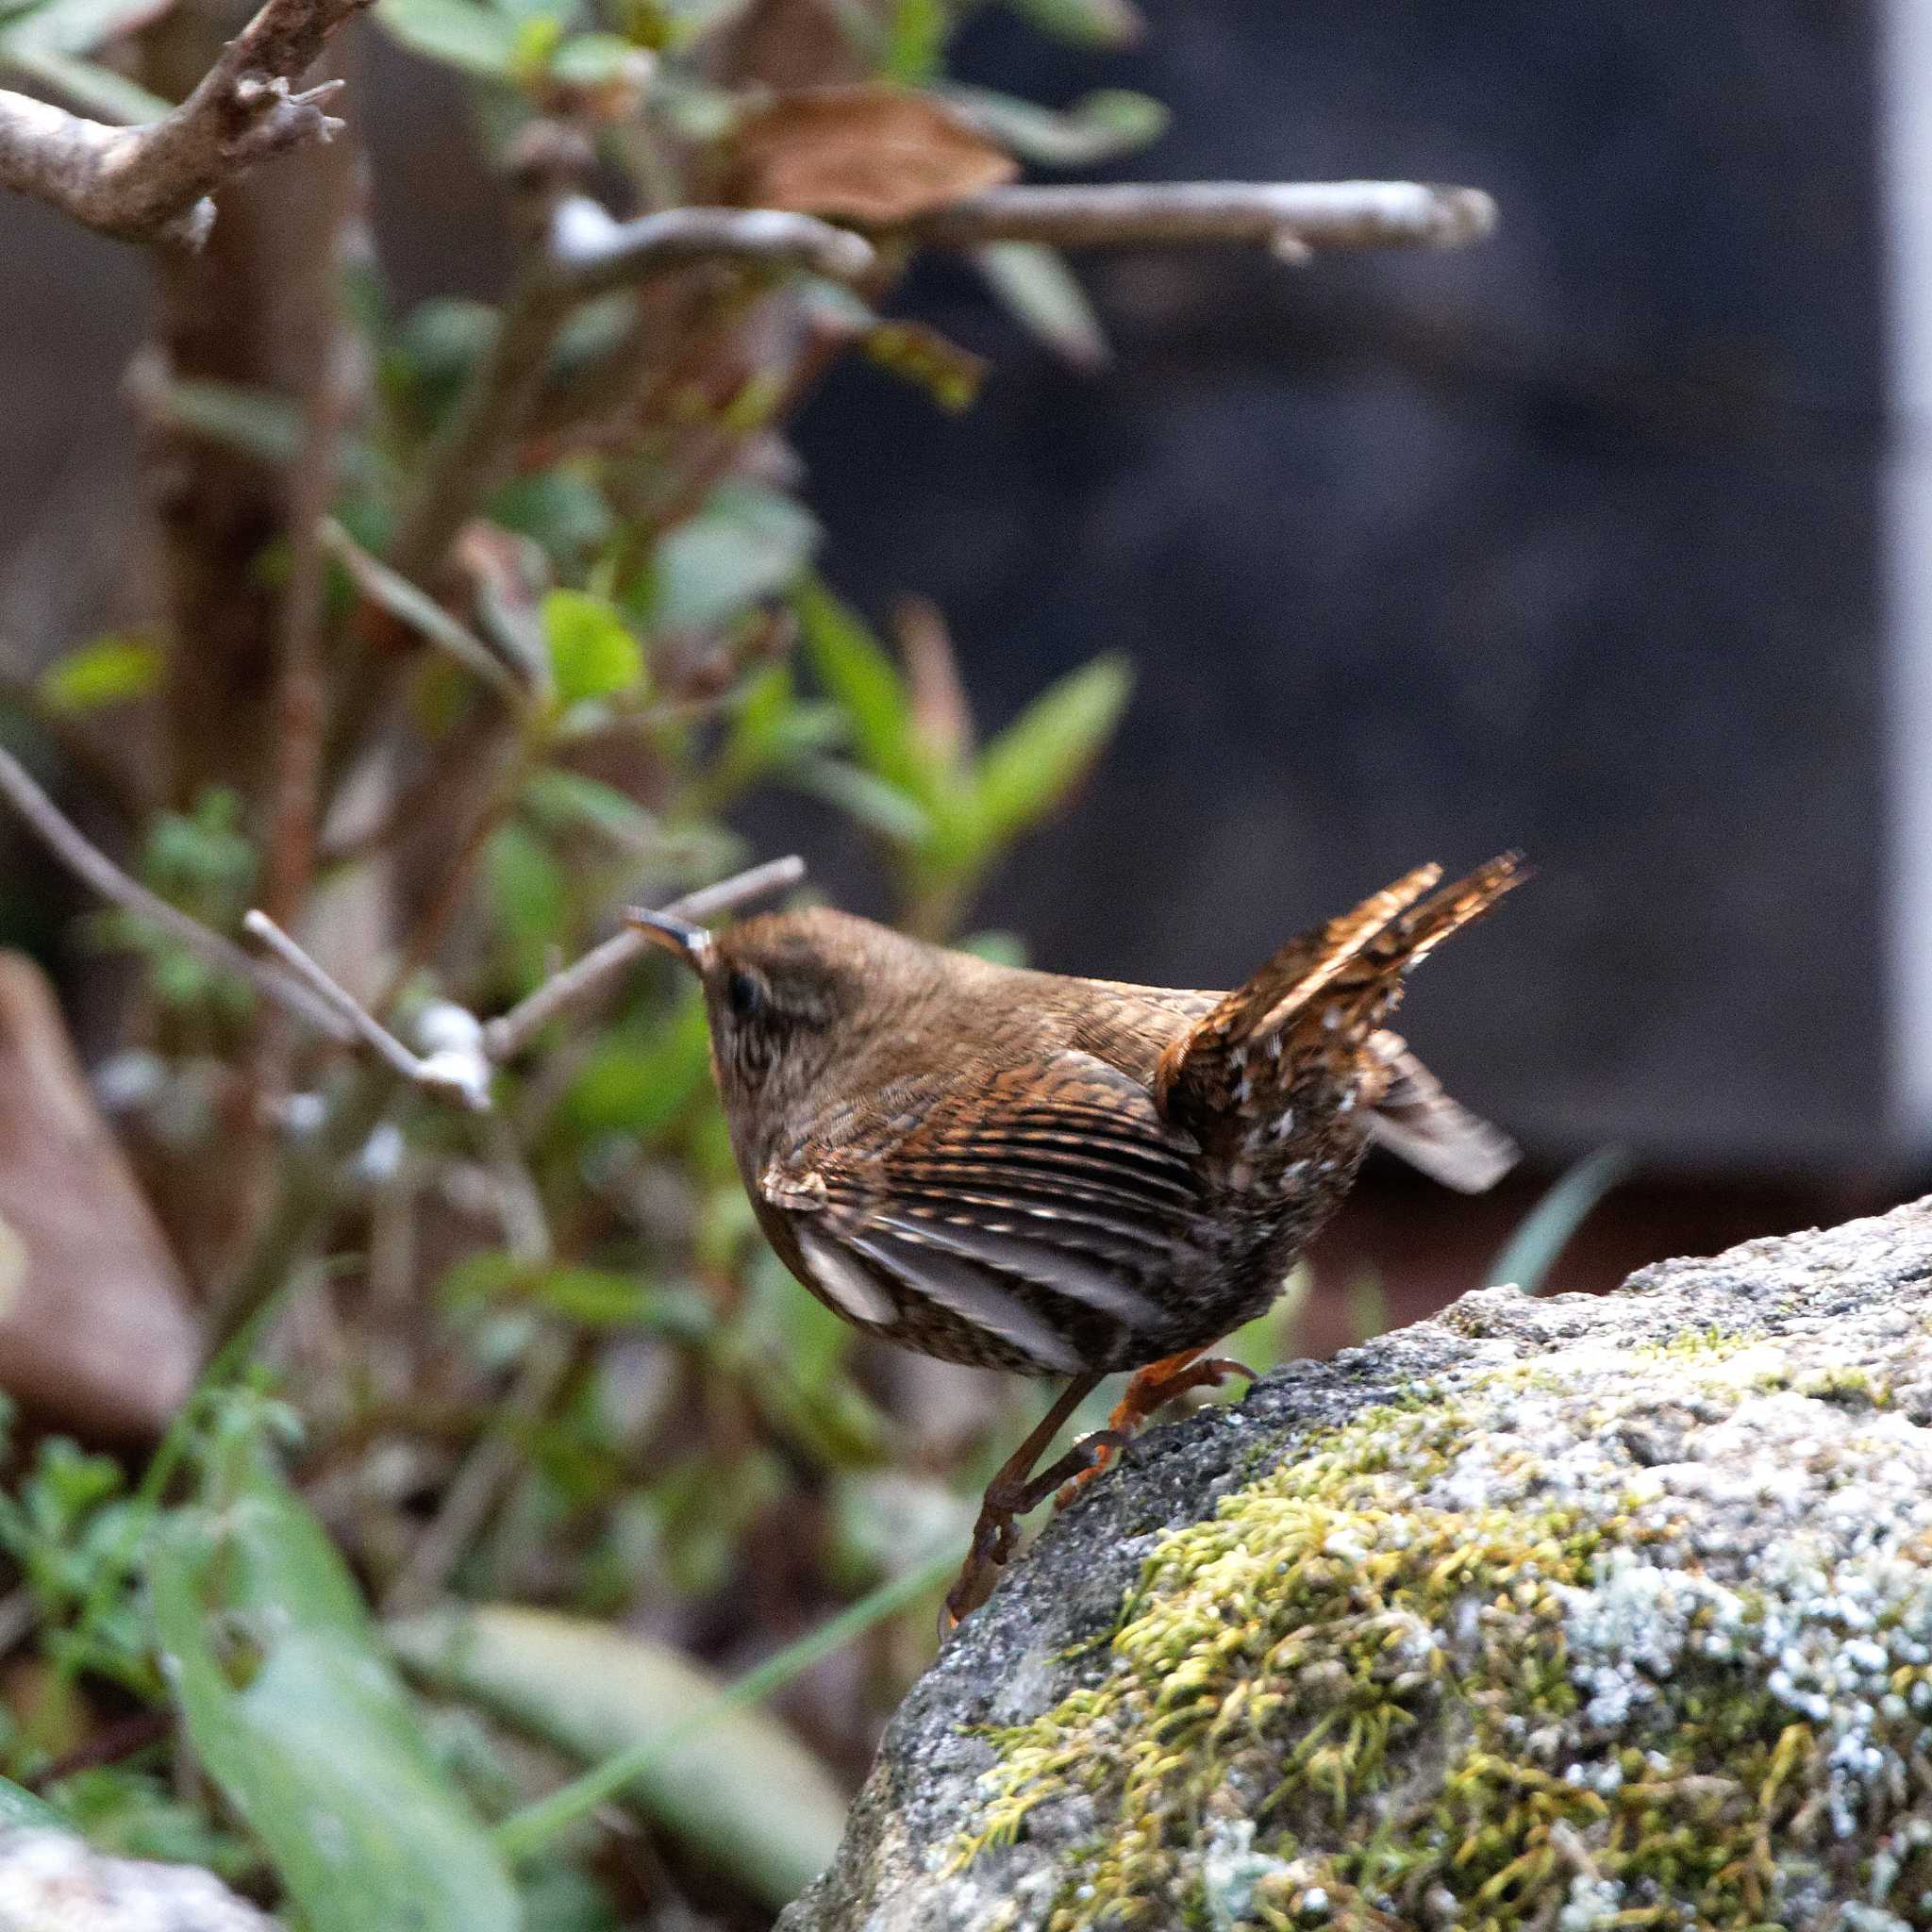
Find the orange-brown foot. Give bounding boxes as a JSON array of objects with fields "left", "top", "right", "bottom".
[{"left": 1054, "top": 1347, "right": 1257, "bottom": 1509}]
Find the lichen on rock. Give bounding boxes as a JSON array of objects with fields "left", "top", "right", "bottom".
[{"left": 780, "top": 1199, "right": 1932, "bottom": 1932}]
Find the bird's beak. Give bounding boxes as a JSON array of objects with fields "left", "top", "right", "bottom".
[{"left": 624, "top": 908, "right": 716, "bottom": 975}]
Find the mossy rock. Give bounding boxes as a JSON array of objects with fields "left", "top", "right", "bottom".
[{"left": 780, "top": 1199, "right": 1932, "bottom": 1932}]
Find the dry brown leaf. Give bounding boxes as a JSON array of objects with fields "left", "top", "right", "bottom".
[
  {"left": 719, "top": 85, "right": 1018, "bottom": 224},
  {"left": 0, "top": 953, "right": 197, "bottom": 1439}
]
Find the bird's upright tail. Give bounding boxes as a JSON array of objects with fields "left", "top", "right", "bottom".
[{"left": 1154, "top": 853, "right": 1525, "bottom": 1183}]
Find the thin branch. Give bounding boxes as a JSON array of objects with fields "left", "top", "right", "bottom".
[
  {"left": 0, "top": 0, "right": 370, "bottom": 248},
  {"left": 242, "top": 910, "right": 489, "bottom": 1104},
  {"left": 205, "top": 855, "right": 808, "bottom": 1352},
  {"left": 0, "top": 742, "right": 352, "bottom": 1040},
  {"left": 320, "top": 520, "right": 528, "bottom": 703},
  {"left": 896, "top": 180, "right": 1498, "bottom": 258},
  {"left": 551, "top": 202, "right": 875, "bottom": 301},
  {"left": 482, "top": 853, "right": 805, "bottom": 1062}
]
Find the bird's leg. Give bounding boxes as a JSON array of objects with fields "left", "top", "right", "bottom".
[
  {"left": 943, "top": 1373, "right": 1109, "bottom": 1631},
  {"left": 1054, "top": 1345, "right": 1257, "bottom": 1508}
]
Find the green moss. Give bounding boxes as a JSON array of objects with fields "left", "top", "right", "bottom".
[{"left": 951, "top": 1368, "right": 1932, "bottom": 1932}]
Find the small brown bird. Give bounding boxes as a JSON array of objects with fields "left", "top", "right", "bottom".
[{"left": 629, "top": 855, "right": 1524, "bottom": 1624}]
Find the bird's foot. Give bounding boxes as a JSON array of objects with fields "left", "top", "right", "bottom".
[
  {"left": 941, "top": 1425, "right": 1124, "bottom": 1633},
  {"left": 1054, "top": 1348, "right": 1257, "bottom": 1509}
]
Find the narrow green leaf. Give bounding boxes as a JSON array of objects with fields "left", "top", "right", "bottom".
[
  {"left": 0, "top": 41, "right": 168, "bottom": 116},
  {"left": 150, "top": 1439, "right": 518, "bottom": 1932},
  {"left": 37, "top": 635, "right": 162, "bottom": 713},
  {"left": 0, "top": 0, "right": 166, "bottom": 57},
  {"left": 521, "top": 769, "right": 656, "bottom": 849},
  {"left": 541, "top": 590, "right": 644, "bottom": 707},
  {"left": 974, "top": 242, "right": 1109, "bottom": 371},
  {"left": 1489, "top": 1146, "right": 1631, "bottom": 1295},
  {"left": 880, "top": 0, "right": 943, "bottom": 80},
  {"left": 374, "top": 0, "right": 523, "bottom": 75},
  {"left": 792, "top": 758, "right": 932, "bottom": 846},
  {"left": 0, "top": 1774, "right": 70, "bottom": 1832},
  {"left": 793, "top": 575, "right": 927, "bottom": 799},
  {"left": 391, "top": 1605, "right": 852, "bottom": 1907},
  {"left": 459, "top": 1541, "right": 959, "bottom": 1864},
  {"left": 941, "top": 84, "right": 1167, "bottom": 166},
  {"left": 973, "top": 651, "right": 1131, "bottom": 848},
  {"left": 995, "top": 0, "right": 1140, "bottom": 47}
]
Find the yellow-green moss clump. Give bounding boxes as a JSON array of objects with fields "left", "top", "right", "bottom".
[{"left": 956, "top": 1326, "right": 1932, "bottom": 1932}]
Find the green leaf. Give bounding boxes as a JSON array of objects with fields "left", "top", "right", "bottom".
[
  {"left": 153, "top": 378, "right": 388, "bottom": 491},
  {"left": 375, "top": 0, "right": 523, "bottom": 75},
  {"left": 792, "top": 758, "right": 932, "bottom": 846},
  {"left": 0, "top": 1774, "right": 71, "bottom": 1833},
  {"left": 37, "top": 634, "right": 162, "bottom": 713},
  {"left": 974, "top": 242, "right": 1109, "bottom": 371},
  {"left": 150, "top": 1437, "right": 518, "bottom": 1932},
  {"left": 550, "top": 28, "right": 639, "bottom": 81},
  {"left": 0, "top": 41, "right": 168, "bottom": 116},
  {"left": 880, "top": 0, "right": 944, "bottom": 81},
  {"left": 941, "top": 84, "right": 1166, "bottom": 166},
  {"left": 484, "top": 821, "right": 569, "bottom": 991},
  {"left": 792, "top": 575, "right": 927, "bottom": 799},
  {"left": 648, "top": 483, "right": 819, "bottom": 636},
  {"left": 440, "top": 1256, "right": 712, "bottom": 1335},
  {"left": 521, "top": 769, "right": 656, "bottom": 850},
  {"left": 541, "top": 590, "right": 644, "bottom": 707},
  {"left": 973, "top": 651, "right": 1131, "bottom": 848},
  {"left": 0, "top": 0, "right": 161, "bottom": 56},
  {"left": 491, "top": 469, "right": 615, "bottom": 567},
  {"left": 389, "top": 1604, "right": 849, "bottom": 1907},
  {"left": 995, "top": 0, "right": 1139, "bottom": 46}
]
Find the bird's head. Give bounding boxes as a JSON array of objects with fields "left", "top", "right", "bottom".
[{"left": 625, "top": 902, "right": 937, "bottom": 1124}]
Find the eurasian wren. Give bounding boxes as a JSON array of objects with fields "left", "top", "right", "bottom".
[{"left": 629, "top": 854, "right": 1524, "bottom": 1622}]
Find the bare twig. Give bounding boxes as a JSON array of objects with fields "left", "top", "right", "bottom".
[
  {"left": 243, "top": 911, "right": 490, "bottom": 1106},
  {"left": 321, "top": 520, "right": 527, "bottom": 703},
  {"left": 482, "top": 852, "right": 805, "bottom": 1061},
  {"left": 0, "top": 0, "right": 370, "bottom": 248},
  {"left": 0, "top": 742, "right": 352, "bottom": 1040},
  {"left": 206, "top": 855, "right": 805, "bottom": 1352},
  {"left": 897, "top": 180, "right": 1497, "bottom": 258}
]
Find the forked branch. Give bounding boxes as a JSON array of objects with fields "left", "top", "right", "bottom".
[{"left": 0, "top": 0, "right": 368, "bottom": 247}]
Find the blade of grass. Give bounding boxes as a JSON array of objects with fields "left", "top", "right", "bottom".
[
  {"left": 492, "top": 1542, "right": 960, "bottom": 1861},
  {"left": 1487, "top": 1145, "right": 1630, "bottom": 1295}
]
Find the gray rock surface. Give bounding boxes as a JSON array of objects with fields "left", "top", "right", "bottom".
[
  {"left": 0, "top": 1828, "right": 273, "bottom": 1931},
  {"left": 782, "top": 1199, "right": 1932, "bottom": 1932}
]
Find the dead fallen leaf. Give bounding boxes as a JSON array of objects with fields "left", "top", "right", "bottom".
[
  {"left": 719, "top": 85, "right": 1018, "bottom": 224},
  {"left": 0, "top": 954, "right": 197, "bottom": 1439}
]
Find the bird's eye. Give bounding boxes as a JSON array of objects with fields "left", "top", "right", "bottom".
[{"left": 726, "top": 969, "right": 765, "bottom": 1022}]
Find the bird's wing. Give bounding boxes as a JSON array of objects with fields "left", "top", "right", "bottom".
[{"left": 758, "top": 1052, "right": 1203, "bottom": 1372}]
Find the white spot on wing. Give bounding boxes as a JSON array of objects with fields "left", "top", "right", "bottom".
[{"left": 798, "top": 1230, "right": 897, "bottom": 1327}]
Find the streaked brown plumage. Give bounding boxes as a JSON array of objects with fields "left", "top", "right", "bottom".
[{"left": 629, "top": 854, "right": 1524, "bottom": 1619}]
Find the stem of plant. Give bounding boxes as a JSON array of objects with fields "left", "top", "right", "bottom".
[{"left": 491, "top": 1541, "right": 961, "bottom": 1860}]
